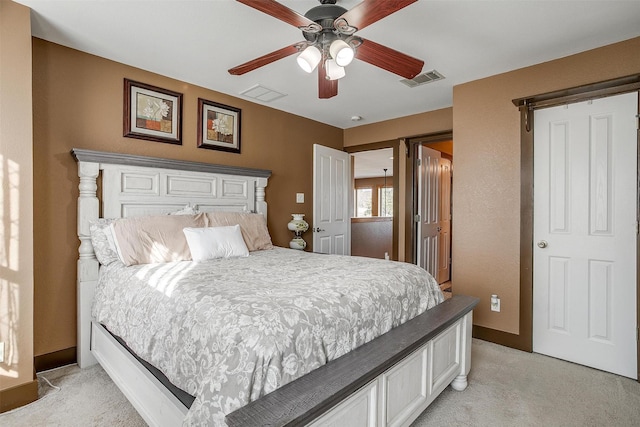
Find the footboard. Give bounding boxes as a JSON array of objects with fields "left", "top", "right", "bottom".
[{"left": 227, "top": 295, "right": 478, "bottom": 427}]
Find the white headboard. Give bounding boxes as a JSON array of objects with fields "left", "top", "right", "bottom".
[
  {"left": 101, "top": 162, "right": 264, "bottom": 217},
  {"left": 71, "top": 148, "right": 271, "bottom": 367}
]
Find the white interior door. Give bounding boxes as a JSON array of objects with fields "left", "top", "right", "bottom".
[
  {"left": 313, "top": 144, "right": 350, "bottom": 255},
  {"left": 417, "top": 146, "right": 441, "bottom": 278},
  {"left": 533, "top": 92, "right": 638, "bottom": 379},
  {"left": 437, "top": 158, "right": 452, "bottom": 284}
]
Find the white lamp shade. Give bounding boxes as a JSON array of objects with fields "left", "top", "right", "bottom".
[
  {"left": 325, "top": 59, "right": 345, "bottom": 80},
  {"left": 329, "top": 39, "right": 354, "bottom": 66},
  {"left": 297, "top": 46, "right": 322, "bottom": 73}
]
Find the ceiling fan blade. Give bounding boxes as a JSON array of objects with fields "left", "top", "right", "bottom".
[
  {"left": 335, "top": 0, "right": 416, "bottom": 33},
  {"left": 318, "top": 65, "right": 338, "bottom": 99},
  {"left": 228, "top": 43, "right": 303, "bottom": 75},
  {"left": 355, "top": 38, "right": 424, "bottom": 79},
  {"left": 236, "top": 0, "right": 322, "bottom": 32}
]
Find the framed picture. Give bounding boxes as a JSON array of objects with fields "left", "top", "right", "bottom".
[
  {"left": 197, "top": 98, "right": 241, "bottom": 154},
  {"left": 124, "top": 79, "right": 182, "bottom": 144}
]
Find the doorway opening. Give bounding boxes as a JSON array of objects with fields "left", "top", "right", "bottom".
[
  {"left": 345, "top": 141, "right": 400, "bottom": 261},
  {"left": 351, "top": 148, "right": 394, "bottom": 260},
  {"left": 404, "top": 132, "right": 454, "bottom": 297}
]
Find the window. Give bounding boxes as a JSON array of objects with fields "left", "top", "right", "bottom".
[
  {"left": 355, "top": 184, "right": 393, "bottom": 218},
  {"left": 355, "top": 188, "right": 372, "bottom": 217},
  {"left": 379, "top": 186, "right": 393, "bottom": 217}
]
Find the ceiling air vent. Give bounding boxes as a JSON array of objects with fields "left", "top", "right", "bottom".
[
  {"left": 240, "top": 84, "right": 287, "bottom": 102},
  {"left": 400, "top": 70, "right": 445, "bottom": 88}
]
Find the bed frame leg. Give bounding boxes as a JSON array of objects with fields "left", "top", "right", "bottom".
[
  {"left": 450, "top": 374, "right": 468, "bottom": 391},
  {"left": 451, "top": 310, "right": 473, "bottom": 392}
]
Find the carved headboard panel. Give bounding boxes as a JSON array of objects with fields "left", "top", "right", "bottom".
[{"left": 101, "top": 164, "right": 259, "bottom": 218}]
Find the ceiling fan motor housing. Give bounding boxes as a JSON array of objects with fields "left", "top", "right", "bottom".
[{"left": 302, "top": 4, "right": 349, "bottom": 42}]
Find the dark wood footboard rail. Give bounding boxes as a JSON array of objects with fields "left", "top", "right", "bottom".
[{"left": 227, "top": 294, "right": 479, "bottom": 427}]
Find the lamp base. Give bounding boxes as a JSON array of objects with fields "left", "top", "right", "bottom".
[{"left": 289, "top": 237, "right": 307, "bottom": 250}]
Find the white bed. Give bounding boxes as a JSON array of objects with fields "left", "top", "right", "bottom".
[{"left": 72, "top": 148, "right": 477, "bottom": 427}]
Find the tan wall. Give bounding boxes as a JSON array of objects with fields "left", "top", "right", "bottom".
[
  {"left": 0, "top": 0, "right": 35, "bottom": 398},
  {"left": 453, "top": 36, "right": 640, "bottom": 334},
  {"left": 25, "top": 26, "right": 640, "bottom": 361},
  {"left": 351, "top": 217, "right": 392, "bottom": 259},
  {"left": 31, "top": 39, "right": 343, "bottom": 357},
  {"left": 427, "top": 140, "right": 453, "bottom": 156},
  {"left": 343, "top": 108, "right": 453, "bottom": 148}
]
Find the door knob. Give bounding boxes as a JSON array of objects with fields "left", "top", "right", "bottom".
[
  {"left": 313, "top": 227, "right": 325, "bottom": 232},
  {"left": 537, "top": 240, "right": 548, "bottom": 248}
]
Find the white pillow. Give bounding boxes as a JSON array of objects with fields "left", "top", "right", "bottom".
[{"left": 183, "top": 225, "right": 249, "bottom": 261}]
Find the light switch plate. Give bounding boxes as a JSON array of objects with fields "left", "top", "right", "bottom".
[
  {"left": 296, "top": 193, "right": 304, "bottom": 203},
  {"left": 0, "top": 342, "right": 4, "bottom": 363}
]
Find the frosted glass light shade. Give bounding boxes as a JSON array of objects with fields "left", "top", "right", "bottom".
[
  {"left": 329, "top": 39, "right": 354, "bottom": 66},
  {"left": 325, "top": 59, "right": 345, "bottom": 80},
  {"left": 297, "top": 46, "right": 321, "bottom": 73}
]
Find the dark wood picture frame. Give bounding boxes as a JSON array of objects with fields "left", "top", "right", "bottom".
[
  {"left": 197, "top": 98, "right": 241, "bottom": 154},
  {"left": 124, "top": 78, "right": 182, "bottom": 145}
]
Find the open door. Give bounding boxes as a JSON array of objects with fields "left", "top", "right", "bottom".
[
  {"left": 417, "top": 145, "right": 441, "bottom": 277},
  {"left": 407, "top": 137, "right": 454, "bottom": 284},
  {"left": 313, "top": 144, "right": 351, "bottom": 255},
  {"left": 437, "top": 158, "right": 452, "bottom": 283}
]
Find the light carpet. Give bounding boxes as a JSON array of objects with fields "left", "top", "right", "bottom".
[{"left": 1, "top": 339, "right": 639, "bottom": 426}]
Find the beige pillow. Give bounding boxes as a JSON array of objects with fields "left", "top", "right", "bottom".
[
  {"left": 205, "top": 212, "right": 273, "bottom": 251},
  {"left": 111, "top": 213, "right": 208, "bottom": 265}
]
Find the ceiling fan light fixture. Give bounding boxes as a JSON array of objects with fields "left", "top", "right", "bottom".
[
  {"left": 325, "top": 59, "right": 345, "bottom": 80},
  {"left": 231, "top": 0, "right": 423, "bottom": 99},
  {"left": 297, "top": 45, "right": 322, "bottom": 73},
  {"left": 329, "top": 39, "right": 354, "bottom": 67}
]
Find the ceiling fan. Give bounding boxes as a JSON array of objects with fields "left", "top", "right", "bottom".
[{"left": 228, "top": 0, "right": 424, "bottom": 99}]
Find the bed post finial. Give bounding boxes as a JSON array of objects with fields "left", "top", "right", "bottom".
[
  {"left": 255, "top": 177, "right": 268, "bottom": 219},
  {"left": 77, "top": 160, "right": 99, "bottom": 368},
  {"left": 78, "top": 162, "right": 99, "bottom": 259}
]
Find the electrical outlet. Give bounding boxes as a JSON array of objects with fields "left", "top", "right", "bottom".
[
  {"left": 296, "top": 193, "right": 304, "bottom": 203},
  {"left": 0, "top": 341, "right": 4, "bottom": 363},
  {"left": 490, "top": 295, "right": 501, "bottom": 312}
]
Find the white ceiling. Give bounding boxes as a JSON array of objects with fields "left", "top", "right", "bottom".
[
  {"left": 353, "top": 148, "right": 394, "bottom": 179},
  {"left": 15, "top": 0, "right": 640, "bottom": 129}
]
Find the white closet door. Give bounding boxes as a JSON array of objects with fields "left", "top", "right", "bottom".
[{"left": 533, "top": 92, "right": 637, "bottom": 379}]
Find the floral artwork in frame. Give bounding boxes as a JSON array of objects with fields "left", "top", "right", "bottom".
[
  {"left": 124, "top": 79, "right": 182, "bottom": 144},
  {"left": 197, "top": 98, "right": 241, "bottom": 154}
]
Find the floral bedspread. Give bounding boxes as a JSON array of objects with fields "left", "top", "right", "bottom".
[{"left": 93, "top": 248, "right": 444, "bottom": 426}]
